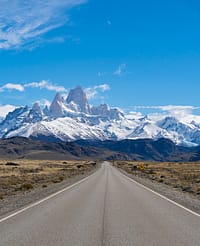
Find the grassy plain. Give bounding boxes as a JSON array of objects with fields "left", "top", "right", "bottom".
[
  {"left": 0, "top": 160, "right": 97, "bottom": 200},
  {"left": 114, "top": 161, "right": 200, "bottom": 197}
]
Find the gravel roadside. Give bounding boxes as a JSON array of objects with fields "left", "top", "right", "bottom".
[
  {"left": 0, "top": 164, "right": 100, "bottom": 219},
  {"left": 116, "top": 166, "right": 200, "bottom": 215}
]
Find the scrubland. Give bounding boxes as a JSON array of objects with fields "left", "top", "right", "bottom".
[
  {"left": 114, "top": 161, "right": 200, "bottom": 198},
  {"left": 0, "top": 160, "right": 97, "bottom": 200}
]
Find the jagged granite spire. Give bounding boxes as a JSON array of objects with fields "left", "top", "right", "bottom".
[
  {"left": 50, "top": 93, "right": 65, "bottom": 117},
  {"left": 66, "top": 86, "right": 90, "bottom": 114}
]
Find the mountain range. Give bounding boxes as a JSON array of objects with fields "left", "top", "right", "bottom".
[{"left": 1, "top": 86, "right": 200, "bottom": 147}]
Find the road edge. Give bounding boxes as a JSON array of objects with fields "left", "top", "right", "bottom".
[
  {"left": 0, "top": 165, "right": 101, "bottom": 223},
  {"left": 114, "top": 164, "right": 200, "bottom": 218}
]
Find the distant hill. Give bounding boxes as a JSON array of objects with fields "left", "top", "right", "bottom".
[{"left": 0, "top": 137, "right": 200, "bottom": 161}]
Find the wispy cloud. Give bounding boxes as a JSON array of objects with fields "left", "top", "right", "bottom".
[
  {"left": 132, "top": 105, "right": 200, "bottom": 120},
  {"left": 34, "top": 99, "right": 51, "bottom": 108},
  {"left": 0, "top": 0, "right": 87, "bottom": 50},
  {"left": 85, "top": 84, "right": 110, "bottom": 99},
  {"left": 0, "top": 83, "right": 24, "bottom": 92},
  {"left": 97, "top": 72, "right": 107, "bottom": 77},
  {"left": 25, "top": 80, "right": 67, "bottom": 92},
  {"left": 134, "top": 105, "right": 198, "bottom": 114},
  {"left": 0, "top": 80, "right": 67, "bottom": 93},
  {"left": 113, "top": 63, "right": 126, "bottom": 76}
]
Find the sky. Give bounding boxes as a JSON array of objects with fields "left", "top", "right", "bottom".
[{"left": 0, "top": 0, "right": 200, "bottom": 117}]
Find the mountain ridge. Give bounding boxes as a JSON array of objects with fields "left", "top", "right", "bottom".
[
  {"left": 0, "top": 137, "right": 200, "bottom": 161},
  {"left": 1, "top": 86, "right": 200, "bottom": 146}
]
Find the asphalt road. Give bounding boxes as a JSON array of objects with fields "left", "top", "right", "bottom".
[{"left": 0, "top": 163, "right": 200, "bottom": 246}]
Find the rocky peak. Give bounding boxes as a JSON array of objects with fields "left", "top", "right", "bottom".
[
  {"left": 158, "top": 117, "right": 179, "bottom": 129},
  {"left": 91, "top": 104, "right": 109, "bottom": 116},
  {"left": 43, "top": 105, "right": 50, "bottom": 116},
  {"left": 0, "top": 106, "right": 30, "bottom": 137},
  {"left": 32, "top": 103, "right": 42, "bottom": 114},
  {"left": 50, "top": 93, "right": 65, "bottom": 117},
  {"left": 26, "top": 103, "right": 43, "bottom": 123},
  {"left": 54, "top": 92, "right": 65, "bottom": 103},
  {"left": 66, "top": 86, "right": 90, "bottom": 114},
  {"left": 91, "top": 104, "right": 124, "bottom": 120}
]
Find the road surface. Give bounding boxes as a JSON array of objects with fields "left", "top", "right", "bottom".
[{"left": 0, "top": 163, "right": 200, "bottom": 246}]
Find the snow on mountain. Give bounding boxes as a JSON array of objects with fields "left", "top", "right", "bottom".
[
  {"left": 0, "top": 106, "right": 30, "bottom": 137},
  {"left": 0, "top": 105, "right": 17, "bottom": 117},
  {"left": 0, "top": 105, "right": 17, "bottom": 122},
  {"left": 1, "top": 86, "right": 200, "bottom": 146},
  {"left": 91, "top": 104, "right": 124, "bottom": 120}
]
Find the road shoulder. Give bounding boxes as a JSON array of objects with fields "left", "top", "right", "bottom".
[
  {"left": 0, "top": 163, "right": 100, "bottom": 218},
  {"left": 115, "top": 165, "right": 200, "bottom": 215}
]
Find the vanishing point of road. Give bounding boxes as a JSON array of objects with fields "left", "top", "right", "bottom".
[{"left": 0, "top": 163, "right": 199, "bottom": 246}]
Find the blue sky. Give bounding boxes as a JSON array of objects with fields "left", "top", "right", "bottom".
[{"left": 0, "top": 0, "right": 200, "bottom": 116}]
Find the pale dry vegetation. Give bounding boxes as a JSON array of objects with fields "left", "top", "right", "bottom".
[
  {"left": 0, "top": 160, "right": 97, "bottom": 200},
  {"left": 114, "top": 161, "right": 200, "bottom": 197}
]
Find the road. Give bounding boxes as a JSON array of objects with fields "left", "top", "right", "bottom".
[{"left": 0, "top": 163, "right": 200, "bottom": 246}]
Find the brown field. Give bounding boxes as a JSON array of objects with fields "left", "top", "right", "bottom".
[
  {"left": 0, "top": 159, "right": 97, "bottom": 200},
  {"left": 114, "top": 161, "right": 200, "bottom": 197}
]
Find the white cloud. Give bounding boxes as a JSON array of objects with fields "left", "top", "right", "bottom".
[
  {"left": 132, "top": 105, "right": 200, "bottom": 122},
  {"left": 97, "top": 84, "right": 110, "bottom": 91},
  {"left": 97, "top": 72, "right": 107, "bottom": 77},
  {"left": 0, "top": 0, "right": 87, "bottom": 50},
  {"left": 35, "top": 99, "right": 51, "bottom": 108},
  {"left": 113, "top": 63, "right": 126, "bottom": 76},
  {"left": 135, "top": 105, "right": 197, "bottom": 114},
  {"left": 0, "top": 83, "right": 24, "bottom": 92},
  {"left": 0, "top": 80, "right": 67, "bottom": 93},
  {"left": 85, "top": 84, "right": 110, "bottom": 99},
  {"left": 25, "top": 80, "right": 67, "bottom": 92},
  {"left": 126, "top": 111, "right": 143, "bottom": 120}
]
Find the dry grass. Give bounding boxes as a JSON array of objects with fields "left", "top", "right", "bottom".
[
  {"left": 114, "top": 161, "right": 200, "bottom": 197},
  {"left": 0, "top": 160, "right": 97, "bottom": 200}
]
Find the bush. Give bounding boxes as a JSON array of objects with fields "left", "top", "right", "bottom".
[
  {"left": 138, "top": 164, "right": 145, "bottom": 171},
  {"left": 20, "top": 183, "right": 34, "bottom": 190},
  {"left": 0, "top": 193, "right": 4, "bottom": 200},
  {"left": 131, "top": 165, "right": 138, "bottom": 171},
  {"left": 59, "top": 176, "right": 64, "bottom": 181},
  {"left": 5, "top": 162, "right": 19, "bottom": 166}
]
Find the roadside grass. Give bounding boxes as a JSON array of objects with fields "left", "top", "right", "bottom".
[
  {"left": 0, "top": 160, "right": 97, "bottom": 200},
  {"left": 114, "top": 161, "right": 200, "bottom": 197}
]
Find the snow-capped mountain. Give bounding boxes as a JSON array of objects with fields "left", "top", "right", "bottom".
[
  {"left": 0, "top": 105, "right": 17, "bottom": 123},
  {"left": 1, "top": 86, "right": 200, "bottom": 146}
]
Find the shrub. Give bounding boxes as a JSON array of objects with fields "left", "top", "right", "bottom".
[
  {"left": 131, "top": 165, "right": 138, "bottom": 171},
  {"left": 59, "top": 176, "right": 64, "bottom": 181},
  {"left": 0, "top": 193, "right": 4, "bottom": 200},
  {"left": 138, "top": 164, "right": 145, "bottom": 171},
  {"left": 5, "top": 162, "right": 19, "bottom": 166},
  {"left": 20, "top": 183, "right": 34, "bottom": 190}
]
